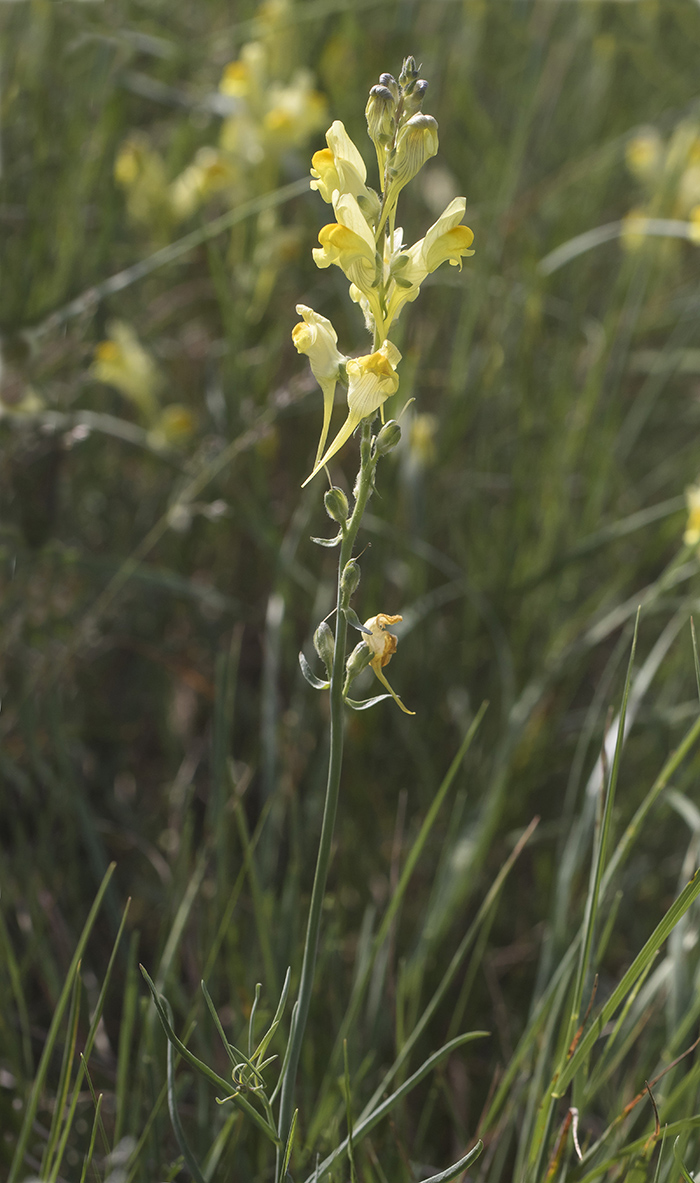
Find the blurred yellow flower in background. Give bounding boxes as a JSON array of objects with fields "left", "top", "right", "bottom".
[{"left": 684, "top": 484, "right": 700, "bottom": 548}]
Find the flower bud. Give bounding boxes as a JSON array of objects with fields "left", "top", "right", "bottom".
[
  {"left": 374, "top": 419, "right": 401, "bottom": 456},
  {"left": 391, "top": 114, "right": 439, "bottom": 191},
  {"left": 399, "top": 56, "right": 420, "bottom": 89},
  {"left": 366, "top": 85, "right": 395, "bottom": 145},
  {"left": 379, "top": 73, "right": 399, "bottom": 101},
  {"left": 324, "top": 486, "right": 349, "bottom": 524},
  {"left": 340, "top": 558, "right": 361, "bottom": 602},
  {"left": 313, "top": 621, "right": 335, "bottom": 675},
  {"left": 403, "top": 78, "right": 429, "bottom": 117},
  {"left": 345, "top": 640, "right": 371, "bottom": 684}
]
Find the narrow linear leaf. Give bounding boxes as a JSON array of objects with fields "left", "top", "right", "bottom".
[
  {"left": 311, "top": 534, "right": 342, "bottom": 548},
  {"left": 554, "top": 867, "right": 700, "bottom": 1097},
  {"left": 139, "top": 965, "right": 280, "bottom": 1144},
  {"left": 345, "top": 694, "right": 392, "bottom": 711},
  {"left": 302, "top": 1032, "right": 488, "bottom": 1183},
  {"left": 164, "top": 997, "right": 207, "bottom": 1183},
  {"left": 299, "top": 651, "right": 330, "bottom": 690},
  {"left": 8, "top": 864, "right": 116, "bottom": 1183},
  {"left": 282, "top": 1108, "right": 298, "bottom": 1181},
  {"left": 343, "top": 608, "right": 372, "bottom": 635},
  {"left": 673, "top": 1137, "right": 694, "bottom": 1183},
  {"left": 421, "top": 1141, "right": 483, "bottom": 1183}
]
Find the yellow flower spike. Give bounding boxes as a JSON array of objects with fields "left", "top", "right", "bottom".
[
  {"left": 301, "top": 341, "right": 401, "bottom": 486},
  {"left": 292, "top": 305, "right": 348, "bottom": 465},
  {"left": 684, "top": 484, "right": 700, "bottom": 548},
  {"left": 363, "top": 613, "right": 415, "bottom": 715}
]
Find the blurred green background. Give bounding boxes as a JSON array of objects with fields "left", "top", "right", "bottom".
[{"left": 4, "top": 0, "right": 700, "bottom": 1178}]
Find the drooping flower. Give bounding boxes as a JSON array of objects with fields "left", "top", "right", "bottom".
[
  {"left": 301, "top": 341, "right": 401, "bottom": 486},
  {"left": 292, "top": 305, "right": 348, "bottom": 465},
  {"left": 363, "top": 613, "right": 414, "bottom": 714}
]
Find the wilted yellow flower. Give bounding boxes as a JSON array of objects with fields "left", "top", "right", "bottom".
[
  {"left": 302, "top": 341, "right": 401, "bottom": 485},
  {"left": 684, "top": 484, "right": 700, "bottom": 547},
  {"left": 363, "top": 613, "right": 414, "bottom": 714},
  {"left": 91, "top": 322, "right": 162, "bottom": 423},
  {"left": 292, "top": 305, "right": 348, "bottom": 464}
]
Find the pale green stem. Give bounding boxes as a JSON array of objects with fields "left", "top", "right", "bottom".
[{"left": 276, "top": 415, "right": 378, "bottom": 1174}]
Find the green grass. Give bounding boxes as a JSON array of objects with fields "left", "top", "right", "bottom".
[{"left": 4, "top": 0, "right": 700, "bottom": 1179}]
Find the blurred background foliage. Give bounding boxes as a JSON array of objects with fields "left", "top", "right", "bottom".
[{"left": 5, "top": 0, "right": 700, "bottom": 1178}]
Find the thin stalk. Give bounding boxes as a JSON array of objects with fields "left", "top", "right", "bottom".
[{"left": 277, "top": 417, "right": 377, "bottom": 1166}]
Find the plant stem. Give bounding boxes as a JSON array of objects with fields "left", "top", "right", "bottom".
[{"left": 277, "top": 418, "right": 377, "bottom": 1171}]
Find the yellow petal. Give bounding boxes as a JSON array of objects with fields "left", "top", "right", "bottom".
[
  {"left": 370, "top": 658, "right": 415, "bottom": 715},
  {"left": 301, "top": 410, "right": 363, "bottom": 487}
]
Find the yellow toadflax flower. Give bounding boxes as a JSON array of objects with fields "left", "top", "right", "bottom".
[
  {"left": 385, "top": 197, "right": 474, "bottom": 328},
  {"left": 91, "top": 321, "right": 162, "bottom": 424},
  {"left": 684, "top": 483, "right": 700, "bottom": 548},
  {"left": 302, "top": 341, "right": 401, "bottom": 486},
  {"left": 310, "top": 120, "right": 377, "bottom": 216},
  {"left": 312, "top": 192, "right": 385, "bottom": 333},
  {"left": 363, "top": 613, "right": 414, "bottom": 714},
  {"left": 292, "top": 305, "right": 348, "bottom": 465}
]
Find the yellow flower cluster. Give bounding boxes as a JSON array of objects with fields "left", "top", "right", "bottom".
[
  {"left": 293, "top": 59, "right": 474, "bottom": 484},
  {"left": 114, "top": 0, "right": 326, "bottom": 232},
  {"left": 623, "top": 120, "right": 700, "bottom": 250}
]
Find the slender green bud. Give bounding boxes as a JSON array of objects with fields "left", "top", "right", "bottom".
[
  {"left": 374, "top": 419, "right": 401, "bottom": 457},
  {"left": 313, "top": 620, "right": 335, "bottom": 676},
  {"left": 324, "top": 486, "right": 349, "bottom": 524},
  {"left": 344, "top": 640, "right": 371, "bottom": 686},
  {"left": 366, "top": 84, "right": 395, "bottom": 145},
  {"left": 340, "top": 558, "right": 361, "bottom": 602}
]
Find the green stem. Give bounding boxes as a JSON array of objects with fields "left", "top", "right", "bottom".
[{"left": 277, "top": 417, "right": 377, "bottom": 1172}]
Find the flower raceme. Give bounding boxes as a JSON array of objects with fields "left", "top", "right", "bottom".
[
  {"left": 301, "top": 341, "right": 401, "bottom": 486},
  {"left": 292, "top": 305, "right": 348, "bottom": 465}
]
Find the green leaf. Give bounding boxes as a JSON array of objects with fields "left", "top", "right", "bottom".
[
  {"left": 674, "top": 1137, "right": 695, "bottom": 1183},
  {"left": 311, "top": 533, "right": 342, "bottom": 547},
  {"left": 299, "top": 651, "right": 329, "bottom": 690},
  {"left": 345, "top": 694, "right": 392, "bottom": 710},
  {"left": 281, "top": 1108, "right": 298, "bottom": 1181},
  {"left": 422, "top": 1142, "right": 483, "bottom": 1183},
  {"left": 343, "top": 607, "right": 371, "bottom": 635}
]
